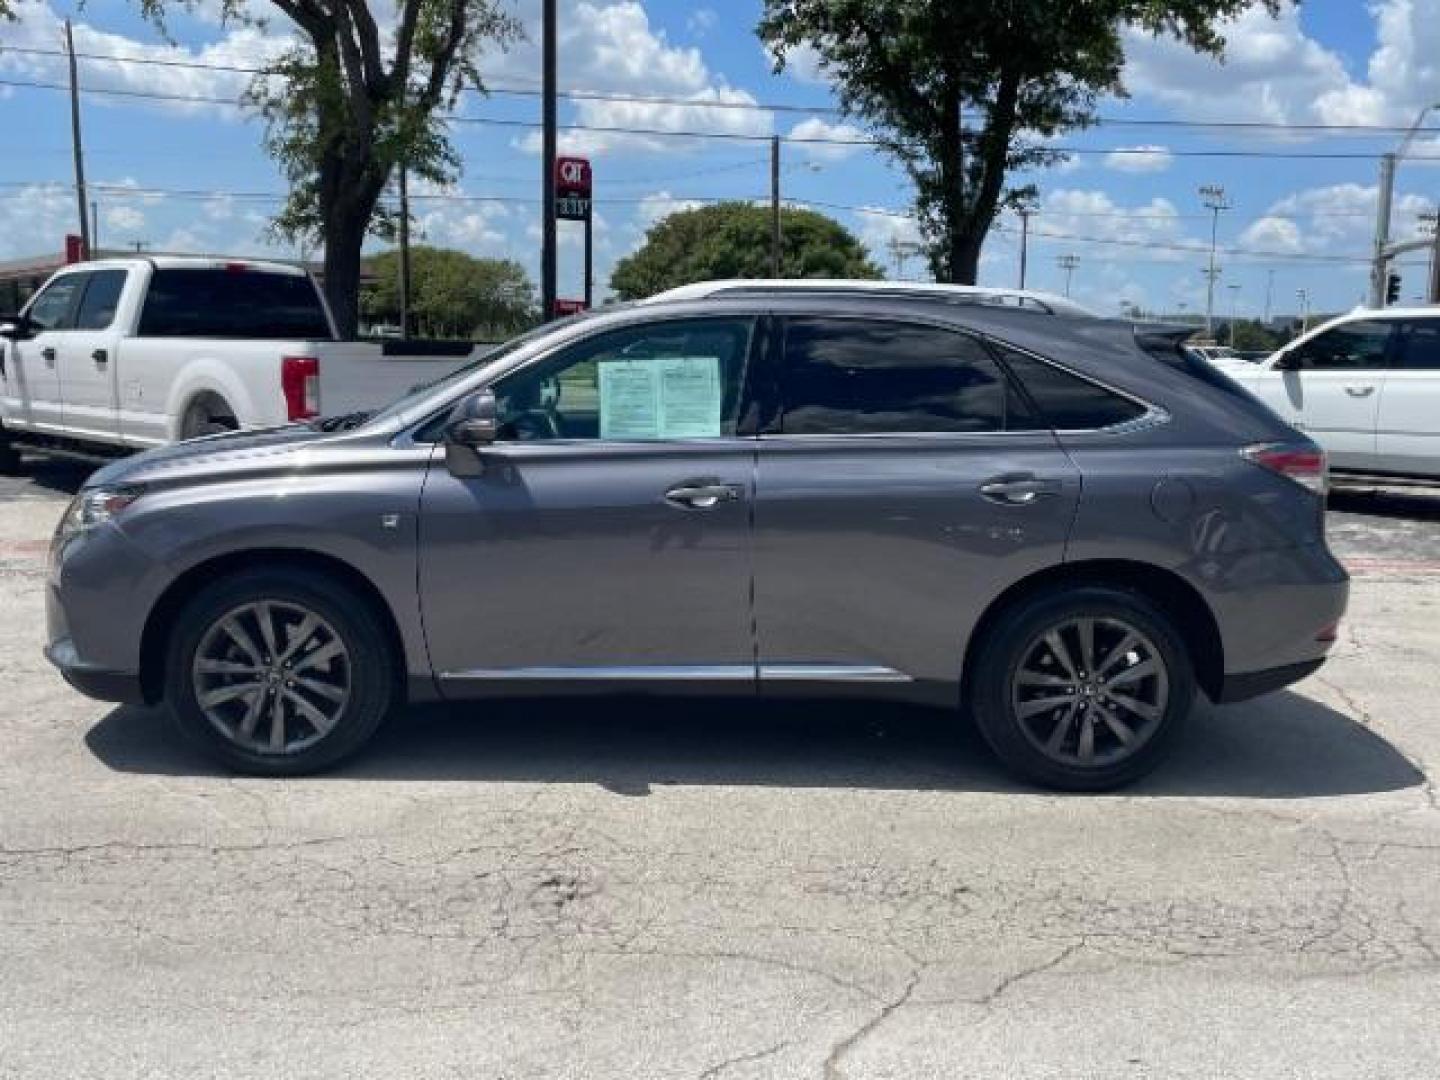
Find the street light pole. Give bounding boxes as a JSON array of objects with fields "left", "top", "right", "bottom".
[
  {"left": 1199, "top": 184, "right": 1229, "bottom": 338},
  {"left": 1370, "top": 103, "right": 1440, "bottom": 307},
  {"left": 1016, "top": 203, "right": 1034, "bottom": 289},
  {"left": 1297, "top": 288, "right": 1311, "bottom": 334},
  {"left": 1227, "top": 283, "right": 1241, "bottom": 347},
  {"left": 1056, "top": 253, "right": 1079, "bottom": 297}
]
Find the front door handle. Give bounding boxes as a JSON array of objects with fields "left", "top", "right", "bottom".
[
  {"left": 664, "top": 481, "right": 742, "bottom": 510},
  {"left": 41, "top": 346, "right": 56, "bottom": 365},
  {"left": 1343, "top": 385, "right": 1375, "bottom": 397},
  {"left": 92, "top": 348, "right": 108, "bottom": 366},
  {"left": 979, "top": 475, "right": 1063, "bottom": 505}
]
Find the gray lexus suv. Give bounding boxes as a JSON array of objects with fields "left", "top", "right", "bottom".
[{"left": 45, "top": 287, "right": 1348, "bottom": 789}]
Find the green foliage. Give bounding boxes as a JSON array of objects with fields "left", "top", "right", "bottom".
[
  {"left": 1229, "top": 319, "right": 1286, "bottom": 352},
  {"left": 758, "top": 0, "right": 1282, "bottom": 283},
  {"left": 610, "top": 202, "right": 881, "bottom": 300},
  {"left": 361, "top": 246, "right": 535, "bottom": 338}
]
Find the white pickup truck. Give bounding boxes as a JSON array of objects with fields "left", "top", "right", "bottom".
[{"left": 0, "top": 255, "right": 472, "bottom": 469}]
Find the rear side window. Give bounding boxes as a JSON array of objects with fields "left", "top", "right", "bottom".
[
  {"left": 25, "top": 275, "right": 84, "bottom": 330},
  {"left": 74, "top": 269, "right": 127, "bottom": 330},
  {"left": 138, "top": 268, "right": 330, "bottom": 338},
  {"left": 779, "top": 317, "right": 1015, "bottom": 434},
  {"left": 1395, "top": 320, "right": 1440, "bottom": 370},
  {"left": 995, "top": 346, "right": 1146, "bottom": 430}
]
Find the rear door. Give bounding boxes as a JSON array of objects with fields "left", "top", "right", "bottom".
[
  {"left": 1374, "top": 318, "right": 1440, "bottom": 478},
  {"left": 5, "top": 273, "right": 86, "bottom": 434},
  {"left": 55, "top": 268, "right": 127, "bottom": 443},
  {"left": 751, "top": 315, "right": 1081, "bottom": 692},
  {"left": 1244, "top": 320, "right": 1392, "bottom": 470}
]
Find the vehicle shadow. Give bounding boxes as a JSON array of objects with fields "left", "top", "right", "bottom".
[
  {"left": 1329, "top": 487, "right": 1440, "bottom": 522},
  {"left": 14, "top": 456, "right": 94, "bottom": 497},
  {"left": 84, "top": 688, "right": 1424, "bottom": 800}
]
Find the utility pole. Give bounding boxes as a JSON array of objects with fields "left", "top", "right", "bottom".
[
  {"left": 1263, "top": 269, "right": 1275, "bottom": 324},
  {"left": 91, "top": 198, "right": 99, "bottom": 253},
  {"left": 1016, "top": 204, "right": 1034, "bottom": 289},
  {"left": 540, "top": 0, "right": 557, "bottom": 320},
  {"left": 1297, "top": 288, "right": 1311, "bottom": 334},
  {"left": 1056, "top": 253, "right": 1079, "bottom": 297},
  {"left": 1424, "top": 210, "right": 1440, "bottom": 303},
  {"left": 770, "top": 135, "right": 782, "bottom": 278},
  {"left": 1370, "top": 104, "right": 1440, "bottom": 306},
  {"left": 65, "top": 19, "right": 91, "bottom": 258},
  {"left": 398, "top": 166, "right": 412, "bottom": 338},
  {"left": 1199, "top": 184, "right": 1229, "bottom": 338},
  {"left": 1227, "top": 283, "right": 1241, "bottom": 347}
]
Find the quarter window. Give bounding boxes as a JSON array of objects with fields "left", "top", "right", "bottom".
[
  {"left": 996, "top": 346, "right": 1146, "bottom": 429},
  {"left": 1395, "top": 321, "right": 1440, "bottom": 370},
  {"left": 492, "top": 318, "right": 755, "bottom": 441},
  {"left": 74, "top": 269, "right": 128, "bottom": 330},
  {"left": 138, "top": 268, "right": 331, "bottom": 338},
  {"left": 25, "top": 275, "right": 84, "bottom": 331},
  {"left": 1288, "top": 321, "right": 1392, "bottom": 370},
  {"left": 779, "top": 318, "right": 1014, "bottom": 434}
]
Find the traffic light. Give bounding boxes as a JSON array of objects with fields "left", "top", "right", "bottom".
[{"left": 1386, "top": 272, "right": 1402, "bottom": 305}]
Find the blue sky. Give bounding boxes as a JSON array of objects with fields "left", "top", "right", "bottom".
[{"left": 2, "top": 0, "right": 1439, "bottom": 318}]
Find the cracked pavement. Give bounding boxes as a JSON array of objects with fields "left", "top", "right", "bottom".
[{"left": 2, "top": 464, "right": 1439, "bottom": 1078}]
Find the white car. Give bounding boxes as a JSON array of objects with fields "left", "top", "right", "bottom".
[
  {"left": 1224, "top": 305, "right": 1440, "bottom": 481},
  {"left": 0, "top": 256, "right": 467, "bottom": 468}
]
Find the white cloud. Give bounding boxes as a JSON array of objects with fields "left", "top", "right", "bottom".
[
  {"left": 1122, "top": 0, "right": 1440, "bottom": 130},
  {"left": 1237, "top": 215, "right": 1304, "bottom": 253},
  {"left": 500, "top": 2, "right": 772, "bottom": 157},
  {"left": 851, "top": 206, "right": 924, "bottom": 275},
  {"left": 1032, "top": 189, "right": 1196, "bottom": 262},
  {"left": 1243, "top": 183, "right": 1437, "bottom": 257},
  {"left": 633, "top": 191, "right": 705, "bottom": 232},
  {"left": 766, "top": 41, "right": 827, "bottom": 86},
  {"left": 686, "top": 8, "right": 718, "bottom": 37},
  {"left": 0, "top": 0, "right": 294, "bottom": 120},
  {"left": 104, "top": 205, "right": 146, "bottom": 234},
  {"left": 787, "top": 117, "right": 867, "bottom": 162},
  {"left": 1102, "top": 145, "right": 1173, "bottom": 174}
]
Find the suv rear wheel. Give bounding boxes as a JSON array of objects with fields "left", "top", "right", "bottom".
[
  {"left": 969, "top": 585, "right": 1195, "bottom": 791},
  {"left": 164, "top": 568, "right": 396, "bottom": 775}
]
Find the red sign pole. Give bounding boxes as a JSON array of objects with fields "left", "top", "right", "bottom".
[{"left": 554, "top": 156, "right": 593, "bottom": 312}]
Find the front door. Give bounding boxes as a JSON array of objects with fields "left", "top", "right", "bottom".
[
  {"left": 419, "top": 315, "right": 761, "bottom": 690},
  {"left": 4, "top": 273, "right": 87, "bottom": 435},
  {"left": 54, "top": 269, "right": 127, "bottom": 443},
  {"left": 752, "top": 315, "right": 1081, "bottom": 691},
  {"left": 1246, "top": 319, "right": 1393, "bottom": 471}
]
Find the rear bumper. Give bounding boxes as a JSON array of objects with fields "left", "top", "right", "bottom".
[
  {"left": 44, "top": 639, "right": 147, "bottom": 705},
  {"left": 1215, "top": 658, "right": 1325, "bottom": 704}
]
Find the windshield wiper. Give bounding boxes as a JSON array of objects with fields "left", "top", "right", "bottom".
[{"left": 312, "top": 410, "right": 373, "bottom": 432}]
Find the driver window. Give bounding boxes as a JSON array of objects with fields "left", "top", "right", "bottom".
[
  {"left": 493, "top": 317, "right": 756, "bottom": 441},
  {"left": 1290, "top": 321, "right": 1392, "bottom": 371},
  {"left": 25, "top": 275, "right": 86, "bottom": 332}
]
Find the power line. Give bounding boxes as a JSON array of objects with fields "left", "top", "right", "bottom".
[
  {"left": 6, "top": 75, "right": 1440, "bottom": 161},
  {"left": 9, "top": 44, "right": 1440, "bottom": 137}
]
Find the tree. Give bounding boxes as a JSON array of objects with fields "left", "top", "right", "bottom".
[
  {"left": 361, "top": 246, "right": 535, "bottom": 338},
  {"left": 610, "top": 202, "right": 881, "bottom": 300},
  {"left": 759, "top": 1, "right": 1278, "bottom": 284},
  {"left": 133, "top": 0, "right": 520, "bottom": 338}
]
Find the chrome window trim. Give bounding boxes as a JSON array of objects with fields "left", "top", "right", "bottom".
[{"left": 439, "top": 663, "right": 911, "bottom": 683}]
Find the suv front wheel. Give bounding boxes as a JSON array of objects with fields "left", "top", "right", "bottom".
[
  {"left": 969, "top": 585, "right": 1195, "bottom": 791},
  {"left": 165, "top": 568, "right": 396, "bottom": 775}
]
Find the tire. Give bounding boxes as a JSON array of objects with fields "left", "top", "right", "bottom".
[
  {"left": 0, "top": 430, "right": 21, "bottom": 475},
  {"left": 968, "top": 585, "right": 1195, "bottom": 791},
  {"left": 181, "top": 400, "right": 238, "bottom": 440},
  {"left": 164, "top": 568, "right": 397, "bottom": 776}
]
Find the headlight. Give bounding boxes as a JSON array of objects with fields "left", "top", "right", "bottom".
[{"left": 54, "top": 485, "right": 145, "bottom": 546}]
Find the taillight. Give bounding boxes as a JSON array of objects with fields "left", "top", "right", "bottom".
[
  {"left": 1241, "top": 441, "right": 1327, "bottom": 495},
  {"left": 281, "top": 355, "right": 320, "bottom": 421}
]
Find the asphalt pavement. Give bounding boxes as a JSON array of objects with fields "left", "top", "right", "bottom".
[{"left": 2, "top": 458, "right": 1439, "bottom": 1079}]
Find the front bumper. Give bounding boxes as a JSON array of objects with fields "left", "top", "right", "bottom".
[{"left": 44, "top": 638, "right": 147, "bottom": 705}]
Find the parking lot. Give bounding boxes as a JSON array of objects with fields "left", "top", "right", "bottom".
[{"left": 3, "top": 459, "right": 1440, "bottom": 1079}]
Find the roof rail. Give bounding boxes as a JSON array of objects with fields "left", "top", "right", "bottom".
[{"left": 642, "top": 279, "right": 1097, "bottom": 318}]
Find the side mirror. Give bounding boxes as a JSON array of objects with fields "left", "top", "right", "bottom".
[
  {"left": 0, "top": 314, "right": 34, "bottom": 341},
  {"left": 1273, "top": 350, "right": 1301, "bottom": 371},
  {"left": 443, "top": 389, "right": 498, "bottom": 478}
]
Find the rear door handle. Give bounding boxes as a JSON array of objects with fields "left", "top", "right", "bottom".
[
  {"left": 41, "top": 346, "right": 56, "bottom": 365},
  {"left": 664, "top": 481, "right": 742, "bottom": 510},
  {"left": 979, "top": 475, "right": 1063, "bottom": 505},
  {"left": 1344, "top": 385, "right": 1375, "bottom": 397},
  {"left": 92, "top": 348, "right": 108, "bottom": 366}
]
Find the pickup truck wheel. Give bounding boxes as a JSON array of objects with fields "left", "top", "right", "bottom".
[
  {"left": 0, "top": 431, "right": 20, "bottom": 475},
  {"left": 968, "top": 585, "right": 1195, "bottom": 792},
  {"left": 165, "top": 568, "right": 396, "bottom": 776},
  {"left": 181, "top": 398, "right": 238, "bottom": 440}
]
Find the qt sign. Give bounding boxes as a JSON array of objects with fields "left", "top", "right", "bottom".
[{"left": 555, "top": 156, "right": 592, "bottom": 221}]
